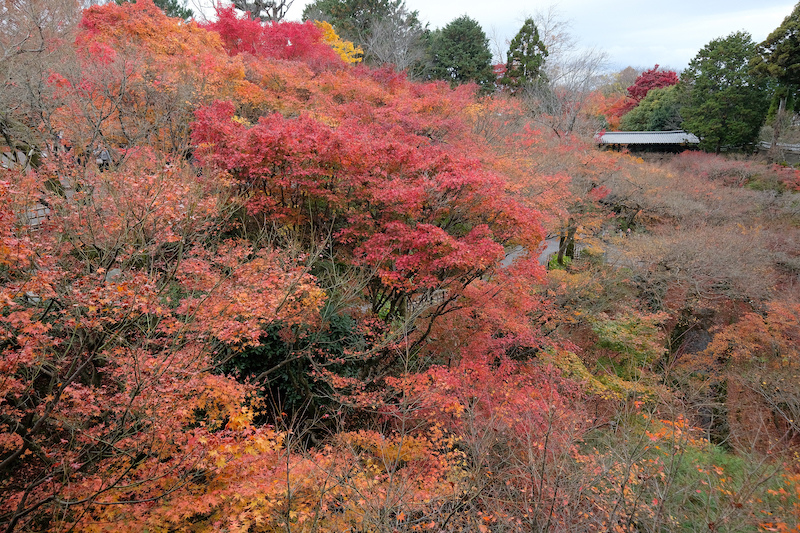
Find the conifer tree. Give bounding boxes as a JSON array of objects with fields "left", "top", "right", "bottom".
[
  {"left": 682, "top": 31, "right": 769, "bottom": 153},
  {"left": 753, "top": 2, "right": 800, "bottom": 151},
  {"left": 428, "top": 15, "right": 494, "bottom": 91},
  {"left": 501, "top": 17, "right": 547, "bottom": 92}
]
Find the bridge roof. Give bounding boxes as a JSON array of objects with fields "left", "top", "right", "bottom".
[{"left": 596, "top": 130, "right": 700, "bottom": 145}]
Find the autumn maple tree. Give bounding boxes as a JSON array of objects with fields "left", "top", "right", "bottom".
[
  {"left": 616, "top": 64, "right": 679, "bottom": 118},
  {"left": 626, "top": 65, "right": 678, "bottom": 105},
  {"left": 1, "top": 4, "right": 548, "bottom": 528},
  {"left": 698, "top": 300, "right": 800, "bottom": 447},
  {"left": 46, "top": 0, "right": 252, "bottom": 158},
  {"left": 2, "top": 1, "right": 800, "bottom": 531},
  {"left": 0, "top": 150, "right": 325, "bottom": 531},
  {"left": 190, "top": 77, "right": 544, "bottom": 347}
]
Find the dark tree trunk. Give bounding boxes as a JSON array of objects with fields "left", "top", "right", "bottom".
[{"left": 557, "top": 218, "right": 576, "bottom": 266}]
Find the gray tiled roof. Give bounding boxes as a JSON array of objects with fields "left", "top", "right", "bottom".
[{"left": 595, "top": 130, "right": 700, "bottom": 145}]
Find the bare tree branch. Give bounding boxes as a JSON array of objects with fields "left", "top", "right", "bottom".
[{"left": 232, "top": 0, "right": 293, "bottom": 21}]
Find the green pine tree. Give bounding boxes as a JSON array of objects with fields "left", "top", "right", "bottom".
[
  {"left": 428, "top": 15, "right": 494, "bottom": 91},
  {"left": 501, "top": 17, "right": 547, "bottom": 93},
  {"left": 682, "top": 31, "right": 769, "bottom": 153},
  {"left": 752, "top": 2, "right": 800, "bottom": 150}
]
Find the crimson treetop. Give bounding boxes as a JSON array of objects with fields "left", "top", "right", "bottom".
[{"left": 626, "top": 64, "right": 679, "bottom": 104}]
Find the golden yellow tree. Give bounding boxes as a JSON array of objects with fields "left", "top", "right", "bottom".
[{"left": 316, "top": 20, "right": 363, "bottom": 64}]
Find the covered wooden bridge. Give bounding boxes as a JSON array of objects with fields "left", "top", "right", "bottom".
[{"left": 595, "top": 130, "right": 700, "bottom": 151}]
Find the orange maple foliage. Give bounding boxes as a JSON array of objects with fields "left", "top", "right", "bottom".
[
  {"left": 50, "top": 0, "right": 251, "bottom": 155},
  {"left": 584, "top": 90, "right": 631, "bottom": 130},
  {"left": 5, "top": 1, "right": 797, "bottom": 531},
  {"left": 0, "top": 150, "right": 323, "bottom": 531}
]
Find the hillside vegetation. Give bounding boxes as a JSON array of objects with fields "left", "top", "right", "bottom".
[{"left": 1, "top": 1, "right": 799, "bottom": 532}]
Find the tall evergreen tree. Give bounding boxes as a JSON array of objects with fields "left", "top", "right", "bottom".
[
  {"left": 428, "top": 15, "right": 494, "bottom": 91},
  {"left": 752, "top": 2, "right": 800, "bottom": 151},
  {"left": 753, "top": 3, "right": 800, "bottom": 86},
  {"left": 501, "top": 17, "right": 547, "bottom": 92},
  {"left": 682, "top": 31, "right": 769, "bottom": 154}
]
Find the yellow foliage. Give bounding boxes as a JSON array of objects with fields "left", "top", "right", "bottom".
[
  {"left": 540, "top": 349, "right": 667, "bottom": 402},
  {"left": 541, "top": 349, "right": 622, "bottom": 400},
  {"left": 342, "top": 430, "right": 432, "bottom": 467},
  {"left": 315, "top": 20, "right": 363, "bottom": 64},
  {"left": 231, "top": 115, "right": 252, "bottom": 127},
  {"left": 191, "top": 374, "right": 250, "bottom": 431}
]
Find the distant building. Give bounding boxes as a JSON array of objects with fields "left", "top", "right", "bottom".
[{"left": 595, "top": 130, "right": 700, "bottom": 152}]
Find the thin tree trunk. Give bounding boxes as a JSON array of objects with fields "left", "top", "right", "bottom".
[
  {"left": 769, "top": 95, "right": 787, "bottom": 160},
  {"left": 557, "top": 218, "right": 576, "bottom": 266}
]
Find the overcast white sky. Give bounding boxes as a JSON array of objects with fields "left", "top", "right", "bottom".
[{"left": 274, "top": 0, "right": 796, "bottom": 72}]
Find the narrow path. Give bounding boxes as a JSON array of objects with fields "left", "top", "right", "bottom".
[{"left": 501, "top": 237, "right": 560, "bottom": 268}]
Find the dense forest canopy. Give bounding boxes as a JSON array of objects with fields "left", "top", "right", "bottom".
[{"left": 1, "top": 1, "right": 799, "bottom": 532}]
